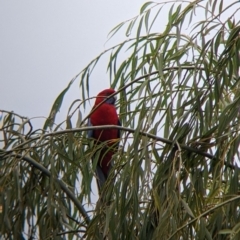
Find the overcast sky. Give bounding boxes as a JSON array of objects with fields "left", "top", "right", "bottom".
[
  {"left": 0, "top": 0, "right": 147, "bottom": 127},
  {"left": 1, "top": 0, "right": 238, "bottom": 129},
  {"left": 1, "top": 0, "right": 239, "bottom": 226}
]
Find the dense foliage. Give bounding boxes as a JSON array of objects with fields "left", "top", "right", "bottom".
[{"left": 1, "top": 0, "right": 240, "bottom": 239}]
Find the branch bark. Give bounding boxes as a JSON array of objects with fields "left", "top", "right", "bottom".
[
  {"left": 7, "top": 125, "right": 237, "bottom": 170},
  {"left": 8, "top": 153, "right": 90, "bottom": 225}
]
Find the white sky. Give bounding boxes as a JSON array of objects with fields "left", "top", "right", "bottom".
[
  {"left": 0, "top": 1, "right": 147, "bottom": 232},
  {"left": 2, "top": 0, "right": 237, "bottom": 129},
  {"left": 1, "top": 1, "right": 240, "bottom": 237},
  {"left": 0, "top": 0, "right": 146, "bottom": 126}
]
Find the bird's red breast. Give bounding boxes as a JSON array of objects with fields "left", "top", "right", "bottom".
[{"left": 89, "top": 88, "right": 120, "bottom": 177}]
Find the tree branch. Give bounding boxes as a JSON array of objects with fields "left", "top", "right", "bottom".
[
  {"left": 7, "top": 125, "right": 237, "bottom": 170},
  {"left": 167, "top": 195, "right": 240, "bottom": 240},
  {"left": 8, "top": 153, "right": 90, "bottom": 225}
]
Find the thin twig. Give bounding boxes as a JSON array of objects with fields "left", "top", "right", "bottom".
[
  {"left": 8, "top": 153, "right": 90, "bottom": 225},
  {"left": 167, "top": 195, "right": 240, "bottom": 240},
  {"left": 5, "top": 125, "right": 236, "bottom": 170}
]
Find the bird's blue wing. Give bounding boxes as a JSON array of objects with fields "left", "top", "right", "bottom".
[
  {"left": 87, "top": 118, "right": 93, "bottom": 138},
  {"left": 117, "top": 119, "right": 121, "bottom": 139},
  {"left": 95, "top": 165, "right": 107, "bottom": 191}
]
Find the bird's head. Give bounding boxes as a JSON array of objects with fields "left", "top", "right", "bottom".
[{"left": 94, "top": 88, "right": 116, "bottom": 105}]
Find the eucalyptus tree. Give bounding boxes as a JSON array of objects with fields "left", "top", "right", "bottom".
[{"left": 1, "top": 0, "right": 240, "bottom": 239}]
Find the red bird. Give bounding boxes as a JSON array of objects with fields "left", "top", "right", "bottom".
[{"left": 88, "top": 89, "right": 121, "bottom": 191}]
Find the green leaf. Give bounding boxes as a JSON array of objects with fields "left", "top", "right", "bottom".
[
  {"left": 140, "top": 1, "right": 154, "bottom": 14},
  {"left": 181, "top": 199, "right": 195, "bottom": 218},
  {"left": 43, "top": 79, "right": 74, "bottom": 130}
]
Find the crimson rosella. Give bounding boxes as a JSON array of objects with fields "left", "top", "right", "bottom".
[{"left": 88, "top": 88, "right": 121, "bottom": 191}]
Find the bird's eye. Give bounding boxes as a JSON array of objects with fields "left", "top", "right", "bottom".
[{"left": 105, "top": 96, "right": 116, "bottom": 105}]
